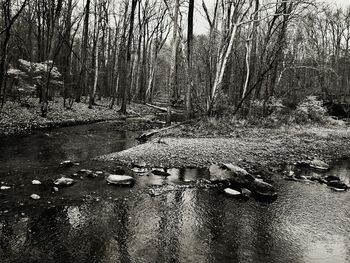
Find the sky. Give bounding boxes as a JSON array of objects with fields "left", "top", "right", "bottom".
[{"left": 194, "top": 0, "right": 350, "bottom": 35}]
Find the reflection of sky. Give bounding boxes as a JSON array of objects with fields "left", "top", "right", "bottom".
[{"left": 1, "top": 161, "right": 350, "bottom": 262}]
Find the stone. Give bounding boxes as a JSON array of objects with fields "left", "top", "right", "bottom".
[
  {"left": 0, "top": 186, "right": 10, "bottom": 190},
  {"left": 224, "top": 188, "right": 241, "bottom": 196},
  {"left": 327, "top": 180, "right": 348, "bottom": 190},
  {"left": 32, "top": 180, "right": 42, "bottom": 185},
  {"left": 296, "top": 160, "right": 311, "bottom": 168},
  {"left": 209, "top": 163, "right": 255, "bottom": 184},
  {"left": 132, "top": 167, "right": 149, "bottom": 173},
  {"left": 78, "top": 169, "right": 93, "bottom": 175},
  {"left": 250, "top": 179, "right": 278, "bottom": 198},
  {"left": 95, "top": 171, "right": 104, "bottom": 176},
  {"left": 132, "top": 161, "right": 147, "bottom": 168},
  {"left": 60, "top": 160, "right": 75, "bottom": 167},
  {"left": 323, "top": 175, "right": 340, "bottom": 182},
  {"left": 30, "top": 194, "right": 40, "bottom": 200},
  {"left": 106, "top": 174, "right": 135, "bottom": 186},
  {"left": 54, "top": 177, "right": 75, "bottom": 186},
  {"left": 241, "top": 188, "right": 252, "bottom": 198},
  {"left": 151, "top": 169, "right": 171, "bottom": 177},
  {"left": 310, "top": 159, "right": 329, "bottom": 170}
]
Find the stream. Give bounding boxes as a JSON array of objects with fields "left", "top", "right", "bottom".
[{"left": 0, "top": 122, "right": 349, "bottom": 263}]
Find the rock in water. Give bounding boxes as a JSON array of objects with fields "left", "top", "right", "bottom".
[
  {"left": 30, "top": 194, "right": 40, "bottom": 200},
  {"left": 296, "top": 160, "right": 311, "bottom": 168},
  {"left": 60, "top": 160, "right": 75, "bottom": 167},
  {"left": 132, "top": 161, "right": 147, "bottom": 168},
  {"left": 323, "top": 175, "right": 340, "bottom": 182},
  {"left": 106, "top": 174, "right": 135, "bottom": 186},
  {"left": 78, "top": 169, "right": 93, "bottom": 176},
  {"left": 310, "top": 159, "right": 329, "bottom": 170},
  {"left": 53, "top": 177, "right": 75, "bottom": 186},
  {"left": 210, "top": 163, "right": 255, "bottom": 184},
  {"left": 221, "top": 163, "right": 249, "bottom": 176},
  {"left": 241, "top": 188, "right": 252, "bottom": 198},
  {"left": 209, "top": 164, "right": 232, "bottom": 181},
  {"left": 32, "top": 180, "right": 42, "bottom": 185},
  {"left": 250, "top": 179, "right": 277, "bottom": 198},
  {"left": 224, "top": 188, "right": 241, "bottom": 196},
  {"left": 151, "top": 169, "right": 171, "bottom": 177},
  {"left": 327, "top": 180, "right": 348, "bottom": 190}
]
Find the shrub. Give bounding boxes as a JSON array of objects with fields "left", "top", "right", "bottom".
[{"left": 294, "top": 96, "right": 327, "bottom": 123}]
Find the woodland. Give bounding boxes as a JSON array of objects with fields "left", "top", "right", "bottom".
[{"left": 0, "top": 0, "right": 349, "bottom": 131}]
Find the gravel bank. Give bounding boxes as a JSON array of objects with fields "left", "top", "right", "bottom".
[{"left": 99, "top": 126, "right": 350, "bottom": 172}]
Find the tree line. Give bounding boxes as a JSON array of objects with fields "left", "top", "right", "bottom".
[{"left": 0, "top": 0, "right": 349, "bottom": 120}]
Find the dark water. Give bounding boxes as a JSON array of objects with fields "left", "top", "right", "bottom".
[{"left": 0, "top": 123, "right": 349, "bottom": 263}]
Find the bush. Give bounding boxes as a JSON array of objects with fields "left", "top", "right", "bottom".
[{"left": 294, "top": 96, "right": 327, "bottom": 124}]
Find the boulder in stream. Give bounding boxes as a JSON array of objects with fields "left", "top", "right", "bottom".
[
  {"left": 250, "top": 179, "right": 278, "bottom": 198},
  {"left": 209, "top": 163, "right": 255, "bottom": 184},
  {"left": 224, "top": 188, "right": 241, "bottom": 196},
  {"left": 151, "top": 169, "right": 171, "bottom": 177},
  {"left": 106, "top": 174, "right": 135, "bottom": 186},
  {"left": 241, "top": 188, "right": 252, "bottom": 198},
  {"left": 60, "top": 160, "right": 78, "bottom": 167},
  {"left": 326, "top": 180, "right": 348, "bottom": 190},
  {"left": 54, "top": 177, "right": 75, "bottom": 187},
  {"left": 78, "top": 169, "right": 94, "bottom": 176},
  {"left": 310, "top": 159, "right": 329, "bottom": 170},
  {"left": 323, "top": 175, "right": 340, "bottom": 182},
  {"left": 131, "top": 161, "right": 148, "bottom": 173}
]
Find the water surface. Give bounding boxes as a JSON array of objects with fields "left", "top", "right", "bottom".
[{"left": 0, "top": 123, "right": 349, "bottom": 263}]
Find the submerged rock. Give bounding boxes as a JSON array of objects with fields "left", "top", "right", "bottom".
[
  {"left": 224, "top": 188, "right": 241, "bottom": 196},
  {"left": 54, "top": 177, "right": 75, "bottom": 186},
  {"left": 106, "top": 174, "right": 135, "bottom": 186},
  {"left": 310, "top": 159, "right": 329, "bottom": 170},
  {"left": 30, "top": 194, "right": 40, "bottom": 200}
]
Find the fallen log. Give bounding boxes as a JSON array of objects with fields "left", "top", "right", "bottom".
[
  {"left": 145, "top": 103, "right": 168, "bottom": 112},
  {"left": 136, "top": 121, "right": 189, "bottom": 141}
]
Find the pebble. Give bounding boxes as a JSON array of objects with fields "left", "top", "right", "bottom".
[
  {"left": 32, "top": 180, "right": 42, "bottom": 185},
  {"left": 30, "top": 194, "right": 40, "bottom": 200}
]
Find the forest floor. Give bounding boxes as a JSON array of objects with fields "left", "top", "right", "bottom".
[
  {"left": 100, "top": 122, "right": 350, "bottom": 175},
  {"left": 0, "top": 98, "right": 159, "bottom": 136}
]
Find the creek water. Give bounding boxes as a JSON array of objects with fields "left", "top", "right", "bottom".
[{"left": 0, "top": 122, "right": 349, "bottom": 263}]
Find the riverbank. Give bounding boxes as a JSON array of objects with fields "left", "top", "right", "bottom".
[
  {"left": 0, "top": 98, "right": 159, "bottom": 136},
  {"left": 99, "top": 124, "right": 350, "bottom": 175}
]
